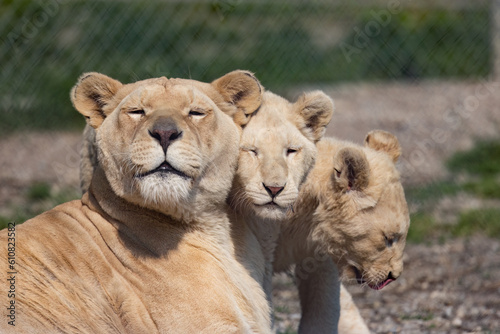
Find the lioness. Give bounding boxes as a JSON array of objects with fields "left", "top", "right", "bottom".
[{"left": 0, "top": 71, "right": 271, "bottom": 333}]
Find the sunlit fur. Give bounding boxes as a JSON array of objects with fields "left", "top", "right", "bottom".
[
  {"left": 229, "top": 90, "right": 348, "bottom": 333},
  {"left": 231, "top": 91, "right": 330, "bottom": 221},
  {"left": 275, "top": 131, "right": 410, "bottom": 291},
  {"left": 230, "top": 91, "right": 374, "bottom": 333},
  {"left": 89, "top": 83, "right": 242, "bottom": 221},
  {"left": 0, "top": 72, "right": 272, "bottom": 333}
]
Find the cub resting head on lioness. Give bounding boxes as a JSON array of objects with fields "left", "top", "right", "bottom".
[
  {"left": 230, "top": 90, "right": 333, "bottom": 296},
  {"left": 231, "top": 90, "right": 409, "bottom": 333},
  {"left": 0, "top": 71, "right": 272, "bottom": 333}
]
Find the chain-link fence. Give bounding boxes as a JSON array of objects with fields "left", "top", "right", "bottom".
[
  {"left": 0, "top": 0, "right": 493, "bottom": 132},
  {"left": 1, "top": 2, "right": 500, "bottom": 332}
]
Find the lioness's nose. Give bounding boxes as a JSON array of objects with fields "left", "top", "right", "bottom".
[
  {"left": 263, "top": 183, "right": 285, "bottom": 198},
  {"left": 149, "top": 117, "right": 182, "bottom": 153}
]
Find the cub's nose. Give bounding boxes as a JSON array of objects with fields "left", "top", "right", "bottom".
[
  {"left": 149, "top": 117, "right": 182, "bottom": 153},
  {"left": 263, "top": 183, "right": 285, "bottom": 198},
  {"left": 388, "top": 271, "right": 398, "bottom": 281}
]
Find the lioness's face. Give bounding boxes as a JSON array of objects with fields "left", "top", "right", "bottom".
[
  {"left": 234, "top": 92, "right": 333, "bottom": 220},
  {"left": 72, "top": 72, "right": 263, "bottom": 218},
  {"left": 98, "top": 82, "right": 239, "bottom": 213}
]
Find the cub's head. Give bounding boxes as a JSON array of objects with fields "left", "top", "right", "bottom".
[
  {"left": 71, "top": 71, "right": 262, "bottom": 219},
  {"left": 232, "top": 91, "right": 334, "bottom": 220},
  {"left": 311, "top": 130, "right": 409, "bottom": 290}
]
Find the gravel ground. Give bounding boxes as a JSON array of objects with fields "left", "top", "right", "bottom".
[
  {"left": 272, "top": 235, "right": 500, "bottom": 333},
  {"left": 1, "top": 80, "right": 499, "bottom": 333}
]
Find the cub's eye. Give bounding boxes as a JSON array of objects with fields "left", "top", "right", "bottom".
[
  {"left": 287, "top": 148, "right": 298, "bottom": 156},
  {"left": 128, "top": 109, "right": 145, "bottom": 116},
  {"left": 243, "top": 147, "right": 257, "bottom": 156},
  {"left": 384, "top": 235, "right": 395, "bottom": 247},
  {"left": 189, "top": 110, "right": 205, "bottom": 117}
]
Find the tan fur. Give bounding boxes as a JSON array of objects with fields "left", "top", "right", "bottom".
[
  {"left": 233, "top": 91, "right": 333, "bottom": 222},
  {"left": 230, "top": 90, "right": 333, "bottom": 283},
  {"left": 269, "top": 131, "right": 408, "bottom": 333},
  {"left": 338, "top": 284, "right": 371, "bottom": 333},
  {"left": 275, "top": 130, "right": 410, "bottom": 291},
  {"left": 229, "top": 91, "right": 373, "bottom": 333},
  {"left": 365, "top": 129, "right": 401, "bottom": 162},
  {"left": 229, "top": 91, "right": 360, "bottom": 333},
  {"left": 0, "top": 72, "right": 271, "bottom": 333},
  {"left": 78, "top": 70, "right": 262, "bottom": 193}
]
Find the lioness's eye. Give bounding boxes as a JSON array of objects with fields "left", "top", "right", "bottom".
[
  {"left": 189, "top": 110, "right": 205, "bottom": 117},
  {"left": 128, "top": 109, "right": 145, "bottom": 116},
  {"left": 287, "top": 148, "right": 298, "bottom": 156}
]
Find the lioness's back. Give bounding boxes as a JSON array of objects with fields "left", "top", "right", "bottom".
[
  {"left": 0, "top": 198, "right": 258, "bottom": 333},
  {"left": 0, "top": 200, "right": 131, "bottom": 333}
]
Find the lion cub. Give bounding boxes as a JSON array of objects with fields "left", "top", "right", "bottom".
[
  {"left": 274, "top": 130, "right": 410, "bottom": 333},
  {"left": 230, "top": 90, "right": 334, "bottom": 297},
  {"left": 0, "top": 71, "right": 271, "bottom": 333}
]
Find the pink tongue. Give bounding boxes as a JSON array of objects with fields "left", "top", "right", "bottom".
[{"left": 371, "top": 278, "right": 394, "bottom": 290}]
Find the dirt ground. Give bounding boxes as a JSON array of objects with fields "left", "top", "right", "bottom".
[
  {"left": 1, "top": 80, "right": 499, "bottom": 333},
  {"left": 272, "top": 235, "right": 500, "bottom": 333}
]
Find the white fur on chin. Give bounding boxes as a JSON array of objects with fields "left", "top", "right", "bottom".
[{"left": 137, "top": 173, "right": 192, "bottom": 210}]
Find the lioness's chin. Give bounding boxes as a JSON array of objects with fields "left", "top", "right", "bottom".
[
  {"left": 252, "top": 204, "right": 288, "bottom": 221},
  {"left": 137, "top": 174, "right": 193, "bottom": 205}
]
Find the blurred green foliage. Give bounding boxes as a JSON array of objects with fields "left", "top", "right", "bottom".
[
  {"left": 407, "top": 212, "right": 437, "bottom": 244},
  {"left": 27, "top": 181, "right": 52, "bottom": 201},
  {"left": 344, "top": 9, "right": 491, "bottom": 80},
  {"left": 463, "top": 178, "right": 500, "bottom": 199},
  {"left": 0, "top": 183, "right": 80, "bottom": 230},
  {"left": 407, "top": 139, "right": 500, "bottom": 243},
  {"left": 448, "top": 140, "right": 500, "bottom": 199},
  {"left": 405, "top": 180, "right": 462, "bottom": 203},
  {"left": 447, "top": 140, "right": 500, "bottom": 176},
  {"left": 0, "top": 2, "right": 491, "bottom": 133},
  {"left": 454, "top": 208, "right": 500, "bottom": 238}
]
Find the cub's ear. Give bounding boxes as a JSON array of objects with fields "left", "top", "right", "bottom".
[
  {"left": 211, "top": 70, "right": 263, "bottom": 126},
  {"left": 364, "top": 130, "right": 401, "bottom": 163},
  {"left": 332, "top": 147, "right": 370, "bottom": 192},
  {"left": 71, "top": 72, "right": 123, "bottom": 129},
  {"left": 293, "top": 91, "right": 334, "bottom": 143}
]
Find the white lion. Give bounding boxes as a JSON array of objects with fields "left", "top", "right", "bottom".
[{"left": 231, "top": 90, "right": 409, "bottom": 333}]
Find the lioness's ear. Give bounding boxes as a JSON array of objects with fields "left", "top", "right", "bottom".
[
  {"left": 332, "top": 147, "right": 370, "bottom": 192},
  {"left": 364, "top": 130, "right": 401, "bottom": 163},
  {"left": 293, "top": 91, "right": 334, "bottom": 143},
  {"left": 211, "top": 70, "right": 263, "bottom": 126},
  {"left": 71, "top": 72, "right": 123, "bottom": 129}
]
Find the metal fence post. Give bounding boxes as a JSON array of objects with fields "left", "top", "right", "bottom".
[{"left": 493, "top": 0, "right": 500, "bottom": 80}]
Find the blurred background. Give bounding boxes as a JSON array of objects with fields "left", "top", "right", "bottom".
[{"left": 0, "top": 0, "right": 499, "bottom": 332}]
